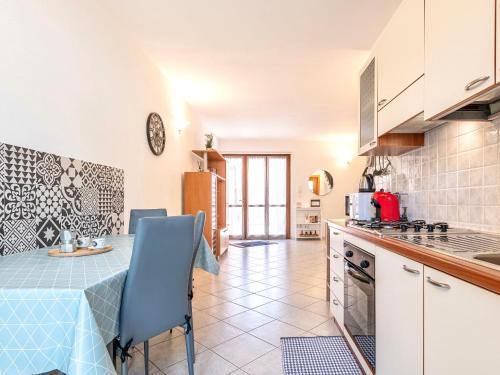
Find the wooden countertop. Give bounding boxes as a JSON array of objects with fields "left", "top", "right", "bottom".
[{"left": 327, "top": 219, "right": 500, "bottom": 295}]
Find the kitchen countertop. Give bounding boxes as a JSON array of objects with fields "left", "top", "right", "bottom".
[{"left": 326, "top": 218, "right": 500, "bottom": 295}]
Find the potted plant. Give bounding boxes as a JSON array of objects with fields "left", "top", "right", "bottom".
[{"left": 205, "top": 133, "right": 214, "bottom": 149}]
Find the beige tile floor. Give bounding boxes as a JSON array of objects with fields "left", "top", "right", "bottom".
[
  {"left": 126, "top": 239, "right": 342, "bottom": 375},
  {"left": 48, "top": 240, "right": 342, "bottom": 375}
]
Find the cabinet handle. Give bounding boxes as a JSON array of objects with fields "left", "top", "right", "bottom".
[
  {"left": 332, "top": 299, "right": 339, "bottom": 306},
  {"left": 426, "top": 276, "right": 451, "bottom": 289},
  {"left": 332, "top": 254, "right": 340, "bottom": 259},
  {"left": 333, "top": 276, "right": 340, "bottom": 282},
  {"left": 369, "top": 141, "right": 376, "bottom": 146},
  {"left": 403, "top": 265, "right": 420, "bottom": 275},
  {"left": 332, "top": 232, "right": 340, "bottom": 236},
  {"left": 465, "top": 76, "right": 490, "bottom": 91},
  {"left": 378, "top": 98, "right": 388, "bottom": 106}
]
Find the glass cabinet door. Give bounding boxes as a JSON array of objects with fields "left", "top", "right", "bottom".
[{"left": 359, "top": 57, "right": 377, "bottom": 154}]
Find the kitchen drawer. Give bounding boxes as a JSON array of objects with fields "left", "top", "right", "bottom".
[
  {"left": 329, "top": 227, "right": 344, "bottom": 255},
  {"left": 330, "top": 273, "right": 344, "bottom": 306},
  {"left": 330, "top": 294, "right": 343, "bottom": 326},
  {"left": 330, "top": 251, "right": 344, "bottom": 282}
]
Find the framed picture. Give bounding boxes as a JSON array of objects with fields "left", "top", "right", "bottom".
[{"left": 310, "top": 199, "right": 320, "bottom": 207}]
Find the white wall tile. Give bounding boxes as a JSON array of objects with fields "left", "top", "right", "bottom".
[
  {"left": 483, "top": 144, "right": 498, "bottom": 166},
  {"left": 374, "top": 121, "right": 499, "bottom": 232}
]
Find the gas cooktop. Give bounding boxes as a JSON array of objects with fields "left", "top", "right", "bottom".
[
  {"left": 347, "top": 219, "right": 500, "bottom": 268},
  {"left": 347, "top": 219, "right": 473, "bottom": 236}
]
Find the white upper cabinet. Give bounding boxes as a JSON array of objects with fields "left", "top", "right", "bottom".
[
  {"left": 497, "top": 0, "right": 500, "bottom": 83},
  {"left": 376, "top": 0, "right": 424, "bottom": 110},
  {"left": 424, "top": 267, "right": 500, "bottom": 375},
  {"left": 376, "top": 248, "right": 423, "bottom": 375},
  {"left": 425, "top": 0, "right": 495, "bottom": 120}
]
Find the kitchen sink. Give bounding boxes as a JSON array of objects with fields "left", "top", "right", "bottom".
[{"left": 473, "top": 254, "right": 500, "bottom": 266}]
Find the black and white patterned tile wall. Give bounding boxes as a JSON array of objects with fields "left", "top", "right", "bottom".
[{"left": 0, "top": 143, "right": 124, "bottom": 255}]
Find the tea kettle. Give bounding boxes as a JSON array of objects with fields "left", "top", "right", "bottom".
[{"left": 359, "top": 166, "right": 375, "bottom": 192}]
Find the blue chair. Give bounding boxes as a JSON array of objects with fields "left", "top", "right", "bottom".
[
  {"left": 115, "top": 216, "right": 195, "bottom": 375},
  {"left": 187, "top": 211, "right": 206, "bottom": 363},
  {"left": 128, "top": 208, "right": 168, "bottom": 234}
]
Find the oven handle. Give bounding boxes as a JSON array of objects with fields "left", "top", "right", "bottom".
[{"left": 346, "top": 268, "right": 371, "bottom": 284}]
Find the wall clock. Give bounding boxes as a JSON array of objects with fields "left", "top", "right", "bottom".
[{"left": 146, "top": 112, "right": 166, "bottom": 156}]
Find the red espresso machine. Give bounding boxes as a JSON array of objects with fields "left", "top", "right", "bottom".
[{"left": 371, "top": 191, "right": 400, "bottom": 221}]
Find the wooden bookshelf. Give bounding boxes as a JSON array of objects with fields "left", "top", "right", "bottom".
[{"left": 183, "top": 149, "right": 229, "bottom": 257}]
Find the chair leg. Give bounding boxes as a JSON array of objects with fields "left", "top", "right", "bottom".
[
  {"left": 188, "top": 303, "right": 196, "bottom": 363},
  {"left": 144, "top": 340, "right": 149, "bottom": 375},
  {"left": 112, "top": 339, "right": 117, "bottom": 369},
  {"left": 184, "top": 326, "right": 194, "bottom": 375},
  {"left": 120, "top": 357, "right": 128, "bottom": 375}
]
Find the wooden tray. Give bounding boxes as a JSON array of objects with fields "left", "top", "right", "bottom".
[{"left": 48, "top": 245, "right": 113, "bottom": 257}]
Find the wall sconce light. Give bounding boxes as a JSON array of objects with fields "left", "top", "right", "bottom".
[{"left": 176, "top": 120, "right": 189, "bottom": 134}]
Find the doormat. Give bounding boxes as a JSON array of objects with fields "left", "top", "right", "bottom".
[
  {"left": 281, "top": 336, "right": 362, "bottom": 375},
  {"left": 353, "top": 335, "right": 375, "bottom": 369},
  {"left": 230, "top": 241, "right": 278, "bottom": 248}
]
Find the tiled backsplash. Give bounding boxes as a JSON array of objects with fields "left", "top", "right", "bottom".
[
  {"left": 375, "top": 121, "right": 500, "bottom": 233},
  {"left": 0, "top": 143, "right": 124, "bottom": 255}
]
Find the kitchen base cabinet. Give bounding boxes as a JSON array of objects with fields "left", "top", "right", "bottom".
[
  {"left": 328, "top": 225, "right": 345, "bottom": 329},
  {"left": 330, "top": 296, "right": 343, "bottom": 327},
  {"left": 376, "top": 248, "right": 423, "bottom": 375},
  {"left": 329, "top": 227, "right": 343, "bottom": 255},
  {"left": 424, "top": 267, "right": 500, "bottom": 375},
  {"left": 330, "top": 248, "right": 344, "bottom": 283}
]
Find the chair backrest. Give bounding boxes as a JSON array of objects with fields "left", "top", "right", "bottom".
[
  {"left": 128, "top": 208, "right": 168, "bottom": 234},
  {"left": 189, "top": 211, "right": 206, "bottom": 293},
  {"left": 119, "top": 216, "right": 195, "bottom": 346}
]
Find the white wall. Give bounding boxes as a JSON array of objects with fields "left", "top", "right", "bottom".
[
  {"left": 219, "top": 138, "right": 366, "bottom": 237},
  {"left": 0, "top": 0, "right": 203, "bottom": 226}
]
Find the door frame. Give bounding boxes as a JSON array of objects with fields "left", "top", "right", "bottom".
[{"left": 224, "top": 153, "right": 291, "bottom": 240}]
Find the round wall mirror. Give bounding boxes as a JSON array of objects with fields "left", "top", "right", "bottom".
[{"left": 308, "top": 170, "right": 333, "bottom": 196}]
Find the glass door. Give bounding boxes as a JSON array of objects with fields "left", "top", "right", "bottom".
[
  {"left": 226, "top": 156, "right": 244, "bottom": 239},
  {"left": 225, "top": 154, "right": 290, "bottom": 240},
  {"left": 247, "top": 156, "right": 267, "bottom": 239},
  {"left": 268, "top": 156, "right": 287, "bottom": 238}
]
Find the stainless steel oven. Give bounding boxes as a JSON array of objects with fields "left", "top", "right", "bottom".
[{"left": 343, "top": 241, "right": 376, "bottom": 371}]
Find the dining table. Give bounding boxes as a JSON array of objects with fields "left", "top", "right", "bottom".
[{"left": 0, "top": 235, "right": 219, "bottom": 375}]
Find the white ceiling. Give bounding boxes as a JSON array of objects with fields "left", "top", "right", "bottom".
[{"left": 105, "top": 0, "right": 402, "bottom": 140}]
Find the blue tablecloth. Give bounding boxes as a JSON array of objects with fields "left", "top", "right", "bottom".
[{"left": 0, "top": 235, "right": 219, "bottom": 375}]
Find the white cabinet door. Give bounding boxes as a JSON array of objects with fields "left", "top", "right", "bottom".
[
  {"left": 330, "top": 272, "right": 343, "bottom": 306},
  {"left": 425, "top": 0, "right": 495, "bottom": 120},
  {"left": 497, "top": 0, "right": 500, "bottom": 83},
  {"left": 424, "top": 267, "right": 500, "bottom": 375},
  {"left": 377, "top": 0, "right": 424, "bottom": 110},
  {"left": 330, "top": 250, "right": 344, "bottom": 283},
  {"left": 376, "top": 248, "right": 423, "bottom": 375},
  {"left": 329, "top": 227, "right": 343, "bottom": 256},
  {"left": 330, "top": 297, "right": 343, "bottom": 326},
  {"left": 378, "top": 76, "right": 424, "bottom": 136}
]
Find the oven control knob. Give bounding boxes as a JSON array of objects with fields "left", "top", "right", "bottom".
[
  {"left": 345, "top": 250, "right": 354, "bottom": 258},
  {"left": 360, "top": 260, "right": 370, "bottom": 269}
]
